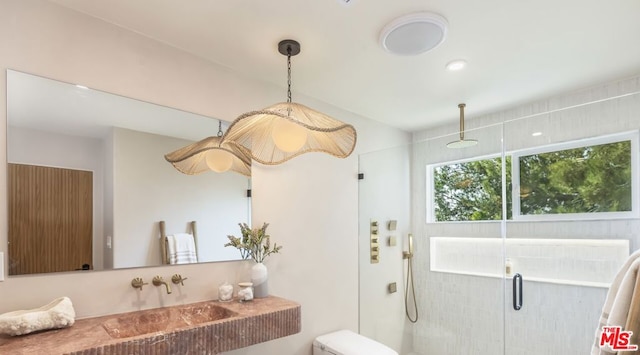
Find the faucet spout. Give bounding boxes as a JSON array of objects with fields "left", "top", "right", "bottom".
[{"left": 152, "top": 276, "right": 172, "bottom": 294}]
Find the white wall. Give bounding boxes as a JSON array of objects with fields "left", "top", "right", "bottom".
[
  {"left": 0, "top": 2, "right": 410, "bottom": 355},
  {"left": 112, "top": 127, "right": 249, "bottom": 268},
  {"left": 7, "top": 126, "right": 105, "bottom": 270},
  {"left": 410, "top": 75, "right": 640, "bottom": 354}
]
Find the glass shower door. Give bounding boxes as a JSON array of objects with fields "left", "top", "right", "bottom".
[
  {"left": 502, "top": 94, "right": 639, "bottom": 354},
  {"left": 410, "top": 123, "right": 507, "bottom": 354},
  {"left": 358, "top": 143, "right": 414, "bottom": 354},
  {"left": 358, "top": 125, "right": 509, "bottom": 354}
]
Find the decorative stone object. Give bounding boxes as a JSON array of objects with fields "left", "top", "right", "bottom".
[
  {"left": 218, "top": 282, "right": 234, "bottom": 302},
  {"left": 238, "top": 282, "right": 253, "bottom": 301},
  {"left": 0, "top": 297, "right": 75, "bottom": 336}
]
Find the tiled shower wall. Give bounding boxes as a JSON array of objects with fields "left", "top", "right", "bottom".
[{"left": 409, "top": 75, "right": 640, "bottom": 354}]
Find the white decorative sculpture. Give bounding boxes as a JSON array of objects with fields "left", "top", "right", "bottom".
[{"left": 0, "top": 297, "right": 76, "bottom": 336}]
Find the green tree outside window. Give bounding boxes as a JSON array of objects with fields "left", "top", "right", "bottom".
[{"left": 432, "top": 139, "right": 632, "bottom": 222}]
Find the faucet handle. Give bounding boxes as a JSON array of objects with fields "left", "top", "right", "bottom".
[
  {"left": 131, "top": 277, "right": 149, "bottom": 290},
  {"left": 171, "top": 274, "right": 188, "bottom": 286},
  {"left": 152, "top": 275, "right": 165, "bottom": 285}
]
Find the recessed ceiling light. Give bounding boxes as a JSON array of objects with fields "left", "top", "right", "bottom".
[
  {"left": 446, "top": 59, "right": 467, "bottom": 71},
  {"left": 532, "top": 132, "right": 543, "bottom": 137},
  {"left": 379, "top": 12, "right": 448, "bottom": 56},
  {"left": 75, "top": 84, "right": 88, "bottom": 90}
]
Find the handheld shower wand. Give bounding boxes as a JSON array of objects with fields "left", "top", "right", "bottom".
[{"left": 404, "top": 234, "right": 418, "bottom": 323}]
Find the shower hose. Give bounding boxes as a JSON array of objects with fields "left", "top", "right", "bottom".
[{"left": 405, "top": 254, "right": 418, "bottom": 323}]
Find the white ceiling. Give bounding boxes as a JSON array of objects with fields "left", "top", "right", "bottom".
[{"left": 47, "top": 0, "right": 640, "bottom": 132}]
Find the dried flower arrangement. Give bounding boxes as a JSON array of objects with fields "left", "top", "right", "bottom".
[{"left": 224, "top": 223, "right": 282, "bottom": 263}]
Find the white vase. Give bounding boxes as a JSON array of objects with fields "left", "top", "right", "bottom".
[{"left": 251, "top": 262, "right": 268, "bottom": 298}]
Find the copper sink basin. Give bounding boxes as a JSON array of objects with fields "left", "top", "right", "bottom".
[{"left": 102, "top": 303, "right": 236, "bottom": 339}]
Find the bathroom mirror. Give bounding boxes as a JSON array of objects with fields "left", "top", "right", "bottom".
[{"left": 6, "top": 70, "right": 250, "bottom": 276}]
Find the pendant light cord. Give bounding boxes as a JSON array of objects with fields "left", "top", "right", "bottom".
[
  {"left": 287, "top": 47, "right": 292, "bottom": 104},
  {"left": 285, "top": 45, "right": 293, "bottom": 118},
  {"left": 217, "top": 120, "right": 223, "bottom": 137}
]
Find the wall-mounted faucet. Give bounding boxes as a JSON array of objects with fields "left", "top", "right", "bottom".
[
  {"left": 152, "top": 276, "right": 172, "bottom": 294},
  {"left": 171, "top": 274, "right": 188, "bottom": 286},
  {"left": 131, "top": 277, "right": 148, "bottom": 290}
]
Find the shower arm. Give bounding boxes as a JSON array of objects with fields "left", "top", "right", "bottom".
[{"left": 458, "top": 103, "right": 466, "bottom": 140}]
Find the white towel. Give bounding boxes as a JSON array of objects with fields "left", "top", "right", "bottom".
[
  {"left": 592, "top": 248, "right": 640, "bottom": 354},
  {"left": 167, "top": 233, "right": 197, "bottom": 264}
]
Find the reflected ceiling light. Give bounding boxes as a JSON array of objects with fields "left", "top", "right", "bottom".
[
  {"left": 380, "top": 12, "right": 448, "bottom": 56},
  {"left": 223, "top": 39, "right": 357, "bottom": 165},
  {"left": 75, "top": 84, "right": 88, "bottom": 90},
  {"left": 532, "top": 131, "right": 543, "bottom": 137},
  {"left": 446, "top": 103, "right": 478, "bottom": 148},
  {"left": 164, "top": 120, "right": 252, "bottom": 176},
  {"left": 446, "top": 59, "right": 467, "bottom": 71}
]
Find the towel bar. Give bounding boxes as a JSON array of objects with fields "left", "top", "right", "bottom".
[{"left": 159, "top": 221, "right": 199, "bottom": 264}]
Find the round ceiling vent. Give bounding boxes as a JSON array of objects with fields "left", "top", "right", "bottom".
[{"left": 379, "top": 12, "right": 449, "bottom": 56}]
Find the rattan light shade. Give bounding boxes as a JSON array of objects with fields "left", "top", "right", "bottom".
[
  {"left": 164, "top": 136, "right": 252, "bottom": 176},
  {"left": 223, "top": 101, "right": 357, "bottom": 165}
]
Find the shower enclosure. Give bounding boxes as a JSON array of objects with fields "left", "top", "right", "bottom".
[{"left": 358, "top": 78, "right": 640, "bottom": 355}]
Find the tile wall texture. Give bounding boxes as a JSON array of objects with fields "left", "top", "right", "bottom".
[{"left": 408, "top": 74, "right": 640, "bottom": 354}]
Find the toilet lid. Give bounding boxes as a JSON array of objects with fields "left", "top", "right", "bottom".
[{"left": 313, "top": 330, "right": 398, "bottom": 355}]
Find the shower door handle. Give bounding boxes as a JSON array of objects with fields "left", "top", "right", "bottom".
[{"left": 513, "top": 273, "right": 523, "bottom": 311}]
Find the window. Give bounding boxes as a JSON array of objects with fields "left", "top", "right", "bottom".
[
  {"left": 428, "top": 132, "right": 638, "bottom": 222},
  {"left": 511, "top": 133, "right": 638, "bottom": 220},
  {"left": 429, "top": 155, "right": 512, "bottom": 222}
]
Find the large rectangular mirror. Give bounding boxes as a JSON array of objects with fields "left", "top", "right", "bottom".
[{"left": 6, "top": 70, "right": 250, "bottom": 276}]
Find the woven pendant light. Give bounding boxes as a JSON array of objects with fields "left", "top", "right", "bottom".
[
  {"left": 165, "top": 121, "right": 252, "bottom": 176},
  {"left": 223, "top": 39, "right": 357, "bottom": 165}
]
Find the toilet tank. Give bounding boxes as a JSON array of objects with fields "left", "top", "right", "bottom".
[{"left": 312, "top": 329, "right": 398, "bottom": 355}]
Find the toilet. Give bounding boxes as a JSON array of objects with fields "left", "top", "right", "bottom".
[{"left": 313, "top": 329, "right": 398, "bottom": 355}]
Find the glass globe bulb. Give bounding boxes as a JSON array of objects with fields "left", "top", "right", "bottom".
[
  {"left": 271, "top": 119, "right": 308, "bottom": 153},
  {"left": 205, "top": 149, "right": 233, "bottom": 173}
]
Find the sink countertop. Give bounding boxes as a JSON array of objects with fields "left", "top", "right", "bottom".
[{"left": 0, "top": 296, "right": 301, "bottom": 355}]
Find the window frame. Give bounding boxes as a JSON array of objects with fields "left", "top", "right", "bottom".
[{"left": 510, "top": 131, "right": 639, "bottom": 221}]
